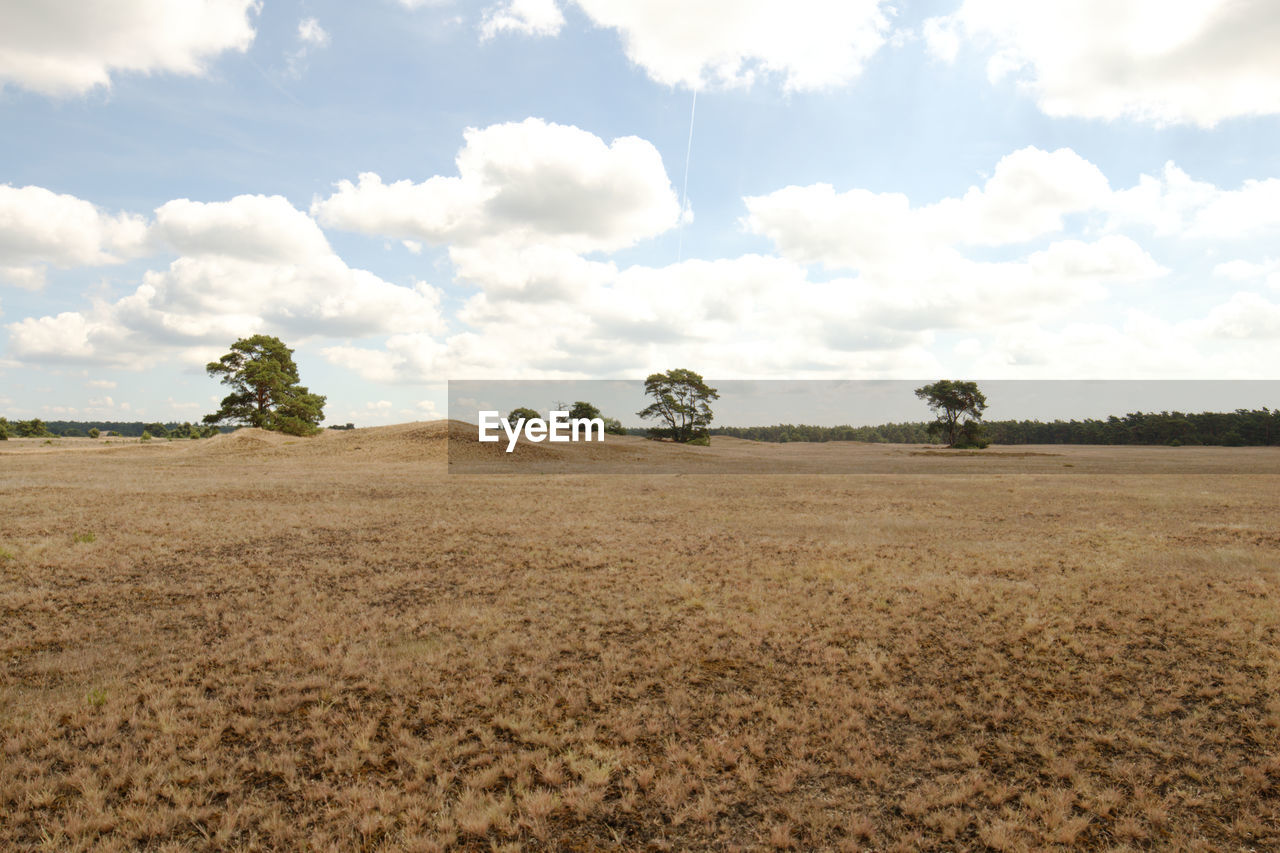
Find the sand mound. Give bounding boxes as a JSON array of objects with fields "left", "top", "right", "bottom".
[
  {"left": 184, "top": 420, "right": 658, "bottom": 469},
  {"left": 198, "top": 427, "right": 293, "bottom": 456}
]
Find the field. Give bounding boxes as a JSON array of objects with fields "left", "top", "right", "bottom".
[{"left": 2, "top": 424, "right": 1278, "bottom": 851}]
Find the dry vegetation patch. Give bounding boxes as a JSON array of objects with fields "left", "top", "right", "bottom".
[{"left": 2, "top": 425, "right": 1278, "bottom": 850}]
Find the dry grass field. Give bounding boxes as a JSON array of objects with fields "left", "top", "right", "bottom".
[{"left": 2, "top": 423, "right": 1278, "bottom": 851}]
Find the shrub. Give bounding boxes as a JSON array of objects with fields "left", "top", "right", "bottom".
[
  {"left": 952, "top": 420, "right": 990, "bottom": 449},
  {"left": 687, "top": 435, "right": 711, "bottom": 447},
  {"left": 140, "top": 431, "right": 152, "bottom": 441},
  {"left": 88, "top": 428, "right": 100, "bottom": 439}
]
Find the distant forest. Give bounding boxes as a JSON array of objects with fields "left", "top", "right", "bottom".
[
  {"left": 9, "top": 408, "right": 1280, "bottom": 446},
  {"left": 697, "top": 408, "right": 1280, "bottom": 446},
  {"left": 8, "top": 421, "right": 231, "bottom": 438}
]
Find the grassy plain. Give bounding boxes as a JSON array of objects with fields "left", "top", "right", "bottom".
[{"left": 2, "top": 423, "right": 1278, "bottom": 851}]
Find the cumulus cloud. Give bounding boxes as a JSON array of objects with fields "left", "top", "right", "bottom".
[
  {"left": 1107, "top": 163, "right": 1280, "bottom": 239},
  {"left": 7, "top": 195, "right": 445, "bottom": 363},
  {"left": 1213, "top": 258, "right": 1280, "bottom": 289},
  {"left": 570, "top": 0, "right": 891, "bottom": 91},
  {"left": 316, "top": 144, "right": 1191, "bottom": 384},
  {"left": 744, "top": 146, "right": 1113, "bottom": 268},
  {"left": 0, "top": 185, "right": 149, "bottom": 288},
  {"left": 314, "top": 118, "right": 679, "bottom": 255},
  {"left": 0, "top": 0, "right": 259, "bottom": 96},
  {"left": 924, "top": 0, "right": 1280, "bottom": 126},
  {"left": 1200, "top": 291, "right": 1280, "bottom": 340},
  {"left": 480, "top": 0, "right": 565, "bottom": 39}
]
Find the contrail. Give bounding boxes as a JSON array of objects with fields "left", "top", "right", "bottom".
[{"left": 677, "top": 88, "right": 697, "bottom": 263}]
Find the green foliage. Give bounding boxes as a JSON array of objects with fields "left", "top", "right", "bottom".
[
  {"left": 0, "top": 546, "right": 14, "bottom": 561},
  {"left": 205, "top": 335, "right": 326, "bottom": 435},
  {"left": 952, "top": 420, "right": 990, "bottom": 449},
  {"left": 687, "top": 434, "right": 711, "bottom": 446},
  {"left": 638, "top": 368, "right": 720, "bottom": 442},
  {"left": 506, "top": 407, "right": 540, "bottom": 428},
  {"left": 602, "top": 417, "right": 627, "bottom": 435},
  {"left": 62, "top": 427, "right": 82, "bottom": 437},
  {"left": 86, "top": 687, "right": 107, "bottom": 709},
  {"left": 140, "top": 431, "right": 152, "bottom": 441},
  {"left": 73, "top": 532, "right": 96, "bottom": 544},
  {"left": 88, "top": 428, "right": 100, "bottom": 439},
  {"left": 16, "top": 418, "right": 51, "bottom": 438},
  {"left": 915, "top": 380, "right": 988, "bottom": 447},
  {"left": 568, "top": 401, "right": 602, "bottom": 421}
]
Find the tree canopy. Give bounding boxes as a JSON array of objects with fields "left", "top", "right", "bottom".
[
  {"left": 506, "top": 407, "right": 541, "bottom": 428},
  {"left": 638, "top": 369, "right": 720, "bottom": 443},
  {"left": 914, "top": 380, "right": 988, "bottom": 448},
  {"left": 204, "top": 335, "right": 326, "bottom": 436}
]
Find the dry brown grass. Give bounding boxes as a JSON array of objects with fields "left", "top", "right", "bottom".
[{"left": 1, "top": 423, "right": 1278, "bottom": 850}]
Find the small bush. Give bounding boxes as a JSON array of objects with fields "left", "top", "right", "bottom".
[
  {"left": 687, "top": 435, "right": 711, "bottom": 447},
  {"left": 88, "top": 428, "right": 100, "bottom": 439},
  {"left": 1168, "top": 438, "right": 1182, "bottom": 447},
  {"left": 140, "top": 431, "right": 152, "bottom": 441}
]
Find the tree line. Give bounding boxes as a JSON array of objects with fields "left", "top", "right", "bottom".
[
  {"left": 708, "top": 409, "right": 1280, "bottom": 447},
  {"left": 0, "top": 418, "right": 227, "bottom": 440}
]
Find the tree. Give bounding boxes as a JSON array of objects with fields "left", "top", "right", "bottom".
[
  {"left": 638, "top": 369, "right": 720, "bottom": 443},
  {"left": 914, "top": 380, "right": 988, "bottom": 447},
  {"left": 568, "top": 401, "right": 602, "bottom": 422},
  {"left": 143, "top": 422, "right": 169, "bottom": 439},
  {"left": 602, "top": 417, "right": 627, "bottom": 435},
  {"left": 16, "top": 418, "right": 50, "bottom": 438},
  {"left": 88, "top": 428, "right": 100, "bottom": 439},
  {"left": 506, "top": 407, "right": 540, "bottom": 429},
  {"left": 204, "top": 335, "right": 326, "bottom": 436}
]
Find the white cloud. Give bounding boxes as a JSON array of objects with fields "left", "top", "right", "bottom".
[
  {"left": 0, "top": 185, "right": 149, "bottom": 287},
  {"left": 318, "top": 145, "right": 1191, "bottom": 385},
  {"left": 744, "top": 146, "right": 1112, "bottom": 268},
  {"left": 287, "top": 16, "right": 330, "bottom": 78},
  {"left": 570, "top": 0, "right": 891, "bottom": 91},
  {"left": 480, "top": 0, "right": 565, "bottom": 40},
  {"left": 1213, "top": 258, "right": 1280, "bottom": 289},
  {"left": 1200, "top": 291, "right": 1280, "bottom": 339},
  {"left": 298, "top": 18, "right": 330, "bottom": 47},
  {"left": 7, "top": 195, "right": 446, "bottom": 363},
  {"left": 925, "top": 0, "right": 1280, "bottom": 127},
  {"left": 86, "top": 379, "right": 117, "bottom": 389},
  {"left": 0, "top": 0, "right": 259, "bottom": 96},
  {"left": 313, "top": 118, "right": 679, "bottom": 256},
  {"left": 1107, "top": 163, "right": 1280, "bottom": 239}
]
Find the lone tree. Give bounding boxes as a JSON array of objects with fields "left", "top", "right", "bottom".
[
  {"left": 638, "top": 368, "right": 720, "bottom": 443},
  {"left": 506, "top": 407, "right": 540, "bottom": 429},
  {"left": 915, "top": 380, "right": 988, "bottom": 448},
  {"left": 568, "top": 401, "right": 602, "bottom": 423},
  {"left": 204, "top": 335, "right": 326, "bottom": 436}
]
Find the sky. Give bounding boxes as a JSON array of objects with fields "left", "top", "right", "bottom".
[{"left": 1, "top": 0, "right": 1279, "bottom": 427}]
